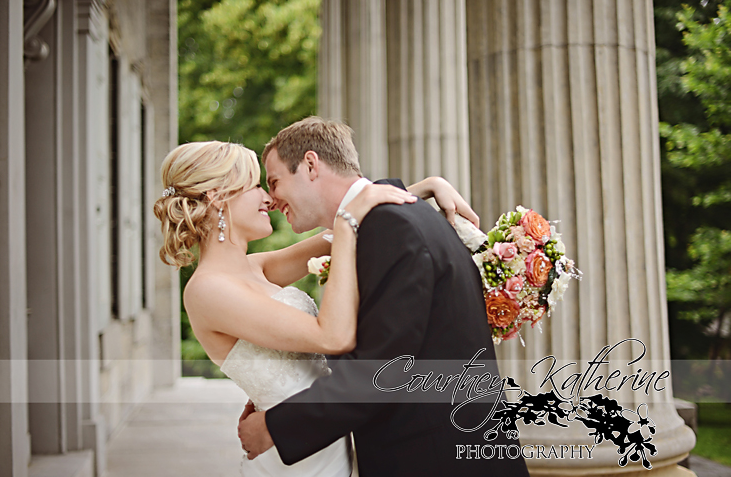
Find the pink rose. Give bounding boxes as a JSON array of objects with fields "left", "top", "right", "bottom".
[
  {"left": 502, "top": 325, "right": 521, "bottom": 341},
  {"left": 503, "top": 276, "right": 524, "bottom": 300},
  {"left": 493, "top": 242, "right": 518, "bottom": 262}
]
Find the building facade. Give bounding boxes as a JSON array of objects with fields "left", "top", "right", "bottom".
[{"left": 1, "top": 1, "right": 178, "bottom": 476}]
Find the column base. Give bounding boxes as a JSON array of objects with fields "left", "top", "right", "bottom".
[
  {"left": 521, "top": 410, "right": 696, "bottom": 477},
  {"left": 83, "top": 418, "right": 106, "bottom": 477},
  {"left": 529, "top": 461, "right": 695, "bottom": 477},
  {"left": 28, "top": 450, "right": 94, "bottom": 477}
]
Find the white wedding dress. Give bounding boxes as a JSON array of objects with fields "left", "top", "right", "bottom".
[{"left": 220, "top": 286, "right": 353, "bottom": 477}]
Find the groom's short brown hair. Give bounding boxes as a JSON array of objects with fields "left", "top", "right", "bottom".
[{"left": 262, "top": 116, "right": 362, "bottom": 177}]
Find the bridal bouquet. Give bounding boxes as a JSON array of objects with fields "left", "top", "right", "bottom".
[
  {"left": 308, "top": 205, "right": 580, "bottom": 345},
  {"left": 454, "top": 206, "right": 581, "bottom": 345}
]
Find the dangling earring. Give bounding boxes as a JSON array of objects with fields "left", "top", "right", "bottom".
[{"left": 218, "top": 207, "right": 226, "bottom": 242}]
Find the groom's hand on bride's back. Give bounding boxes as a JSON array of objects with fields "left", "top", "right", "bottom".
[
  {"left": 237, "top": 400, "right": 262, "bottom": 458},
  {"left": 239, "top": 399, "right": 256, "bottom": 424}
]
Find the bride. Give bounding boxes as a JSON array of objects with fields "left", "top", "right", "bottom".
[{"left": 153, "top": 140, "right": 478, "bottom": 476}]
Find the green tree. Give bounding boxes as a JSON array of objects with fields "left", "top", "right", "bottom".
[
  {"left": 660, "top": 1, "right": 731, "bottom": 360},
  {"left": 655, "top": 0, "right": 722, "bottom": 273},
  {"left": 178, "top": 0, "right": 320, "bottom": 150},
  {"left": 177, "top": 0, "right": 322, "bottom": 376}
]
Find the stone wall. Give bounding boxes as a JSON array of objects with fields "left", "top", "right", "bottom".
[{"left": 0, "top": 0, "right": 177, "bottom": 475}]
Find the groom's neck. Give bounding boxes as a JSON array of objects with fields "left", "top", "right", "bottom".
[{"left": 318, "top": 174, "right": 361, "bottom": 228}]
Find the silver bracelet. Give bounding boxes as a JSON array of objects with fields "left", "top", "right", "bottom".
[{"left": 335, "top": 209, "right": 359, "bottom": 236}]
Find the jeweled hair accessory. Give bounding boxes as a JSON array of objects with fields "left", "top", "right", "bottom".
[{"left": 162, "top": 186, "right": 175, "bottom": 197}]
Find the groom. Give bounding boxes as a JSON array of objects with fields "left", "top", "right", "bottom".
[{"left": 239, "top": 117, "right": 529, "bottom": 476}]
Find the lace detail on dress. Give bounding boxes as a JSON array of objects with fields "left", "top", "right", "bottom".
[
  {"left": 220, "top": 286, "right": 352, "bottom": 477},
  {"left": 220, "top": 287, "right": 331, "bottom": 411}
]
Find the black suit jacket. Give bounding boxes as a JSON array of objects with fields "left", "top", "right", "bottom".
[{"left": 266, "top": 179, "right": 529, "bottom": 476}]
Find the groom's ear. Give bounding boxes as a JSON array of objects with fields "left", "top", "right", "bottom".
[{"left": 302, "top": 151, "right": 320, "bottom": 180}]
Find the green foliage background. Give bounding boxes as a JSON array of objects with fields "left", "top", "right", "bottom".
[
  {"left": 693, "top": 402, "right": 731, "bottom": 466},
  {"left": 655, "top": 5, "right": 731, "bottom": 464},
  {"left": 177, "top": 0, "right": 321, "bottom": 377},
  {"left": 655, "top": 0, "right": 731, "bottom": 364},
  {"left": 178, "top": 0, "right": 320, "bottom": 149}
]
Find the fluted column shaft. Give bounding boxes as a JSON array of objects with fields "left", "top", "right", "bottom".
[
  {"left": 386, "top": 0, "right": 470, "bottom": 195},
  {"left": 319, "top": 0, "right": 470, "bottom": 192},
  {"left": 319, "top": 0, "right": 388, "bottom": 179},
  {"left": 467, "top": 0, "right": 693, "bottom": 475},
  {"left": 0, "top": 1, "right": 30, "bottom": 475},
  {"left": 147, "top": 0, "right": 180, "bottom": 388}
]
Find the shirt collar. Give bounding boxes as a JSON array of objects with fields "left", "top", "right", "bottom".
[
  {"left": 333, "top": 177, "right": 372, "bottom": 228},
  {"left": 337, "top": 177, "right": 372, "bottom": 211}
]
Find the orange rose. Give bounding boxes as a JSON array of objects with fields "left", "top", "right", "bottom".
[
  {"left": 520, "top": 210, "right": 551, "bottom": 244},
  {"left": 485, "top": 292, "right": 521, "bottom": 329},
  {"left": 525, "top": 249, "right": 553, "bottom": 287}
]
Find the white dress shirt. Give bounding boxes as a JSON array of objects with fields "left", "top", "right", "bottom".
[
  {"left": 333, "top": 177, "right": 372, "bottom": 228},
  {"left": 337, "top": 177, "right": 373, "bottom": 211}
]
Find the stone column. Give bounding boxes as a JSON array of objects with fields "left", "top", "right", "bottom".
[
  {"left": 319, "top": 0, "right": 388, "bottom": 179},
  {"left": 147, "top": 0, "right": 180, "bottom": 387},
  {"left": 0, "top": 1, "right": 30, "bottom": 476},
  {"left": 24, "top": 0, "right": 87, "bottom": 456},
  {"left": 76, "top": 1, "right": 109, "bottom": 473},
  {"left": 385, "top": 0, "right": 471, "bottom": 195},
  {"left": 59, "top": 0, "right": 86, "bottom": 453},
  {"left": 25, "top": 7, "right": 67, "bottom": 456},
  {"left": 466, "top": 0, "right": 694, "bottom": 475}
]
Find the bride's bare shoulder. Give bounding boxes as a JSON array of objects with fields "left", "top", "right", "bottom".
[{"left": 183, "top": 270, "right": 257, "bottom": 314}]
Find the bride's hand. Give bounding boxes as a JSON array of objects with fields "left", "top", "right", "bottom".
[
  {"left": 417, "top": 177, "right": 480, "bottom": 228},
  {"left": 344, "top": 184, "right": 417, "bottom": 223}
]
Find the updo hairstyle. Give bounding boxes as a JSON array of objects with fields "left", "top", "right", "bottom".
[{"left": 153, "top": 141, "right": 260, "bottom": 268}]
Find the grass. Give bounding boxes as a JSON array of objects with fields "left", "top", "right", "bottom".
[{"left": 691, "top": 402, "right": 731, "bottom": 466}]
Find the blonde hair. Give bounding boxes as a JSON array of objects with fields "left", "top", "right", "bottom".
[
  {"left": 153, "top": 141, "right": 260, "bottom": 268},
  {"left": 262, "top": 116, "right": 362, "bottom": 176}
]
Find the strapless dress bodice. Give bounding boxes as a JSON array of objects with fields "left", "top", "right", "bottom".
[
  {"left": 218, "top": 286, "right": 352, "bottom": 477},
  {"left": 220, "top": 286, "right": 331, "bottom": 411}
]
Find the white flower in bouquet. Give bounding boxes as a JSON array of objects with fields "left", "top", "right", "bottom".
[
  {"left": 453, "top": 215, "right": 488, "bottom": 252},
  {"left": 307, "top": 255, "right": 330, "bottom": 275},
  {"left": 548, "top": 226, "right": 565, "bottom": 254},
  {"left": 547, "top": 272, "right": 571, "bottom": 308},
  {"left": 473, "top": 252, "right": 488, "bottom": 283},
  {"left": 507, "top": 257, "right": 526, "bottom": 275},
  {"left": 555, "top": 237, "right": 566, "bottom": 255}
]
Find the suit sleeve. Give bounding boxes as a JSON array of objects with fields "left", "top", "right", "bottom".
[{"left": 265, "top": 204, "right": 435, "bottom": 464}]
